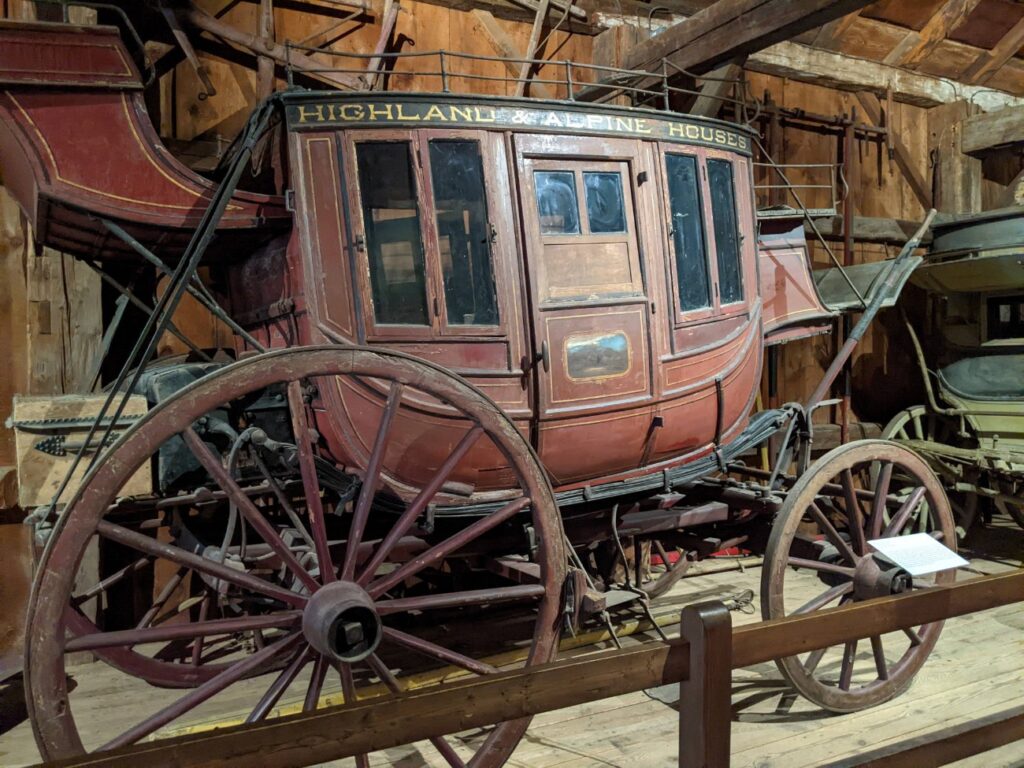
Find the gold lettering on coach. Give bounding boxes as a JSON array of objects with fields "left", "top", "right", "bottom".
[{"left": 290, "top": 101, "right": 751, "bottom": 152}]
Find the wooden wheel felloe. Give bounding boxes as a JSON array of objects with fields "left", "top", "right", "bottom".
[
  {"left": 761, "top": 439, "right": 957, "bottom": 713},
  {"left": 26, "top": 346, "right": 566, "bottom": 766},
  {"left": 880, "top": 405, "right": 944, "bottom": 444}
]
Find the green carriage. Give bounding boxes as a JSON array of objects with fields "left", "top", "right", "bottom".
[{"left": 884, "top": 208, "right": 1024, "bottom": 528}]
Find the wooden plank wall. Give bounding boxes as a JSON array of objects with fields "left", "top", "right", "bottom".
[
  {"left": 168, "top": 0, "right": 594, "bottom": 142},
  {"left": 745, "top": 72, "right": 933, "bottom": 423}
]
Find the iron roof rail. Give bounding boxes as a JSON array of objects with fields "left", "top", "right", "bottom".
[{"left": 281, "top": 41, "right": 761, "bottom": 125}]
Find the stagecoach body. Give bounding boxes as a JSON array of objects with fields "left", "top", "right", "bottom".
[
  {"left": 1, "top": 20, "right": 776, "bottom": 505},
  {"left": 0, "top": 18, "right": 959, "bottom": 765},
  {"left": 242, "top": 94, "right": 767, "bottom": 500}
]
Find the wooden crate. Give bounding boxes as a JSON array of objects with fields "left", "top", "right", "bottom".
[{"left": 11, "top": 394, "right": 151, "bottom": 509}]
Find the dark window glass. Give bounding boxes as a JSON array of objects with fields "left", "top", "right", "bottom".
[
  {"left": 665, "top": 154, "right": 711, "bottom": 312},
  {"left": 987, "top": 295, "right": 1024, "bottom": 340},
  {"left": 583, "top": 172, "right": 627, "bottom": 233},
  {"left": 708, "top": 159, "right": 743, "bottom": 305},
  {"left": 534, "top": 171, "right": 580, "bottom": 235},
  {"left": 429, "top": 140, "right": 498, "bottom": 326},
  {"left": 356, "top": 142, "right": 429, "bottom": 325}
]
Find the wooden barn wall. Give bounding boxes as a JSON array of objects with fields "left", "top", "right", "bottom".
[
  {"left": 165, "top": 0, "right": 594, "bottom": 142},
  {"left": 745, "top": 72, "right": 933, "bottom": 425}
]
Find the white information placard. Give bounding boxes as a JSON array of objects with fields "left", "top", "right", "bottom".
[{"left": 867, "top": 533, "right": 968, "bottom": 576}]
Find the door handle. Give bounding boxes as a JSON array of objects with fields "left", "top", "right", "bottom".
[{"left": 539, "top": 340, "right": 550, "bottom": 373}]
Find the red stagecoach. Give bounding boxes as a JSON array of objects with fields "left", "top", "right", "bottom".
[{"left": 0, "top": 16, "right": 955, "bottom": 765}]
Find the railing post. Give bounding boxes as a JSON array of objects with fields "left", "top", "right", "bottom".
[
  {"left": 679, "top": 601, "right": 732, "bottom": 768},
  {"left": 439, "top": 50, "right": 450, "bottom": 93}
]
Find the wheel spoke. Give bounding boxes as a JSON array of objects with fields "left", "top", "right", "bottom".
[
  {"left": 97, "top": 520, "right": 306, "bottom": 608},
  {"left": 135, "top": 566, "right": 187, "bottom": 629},
  {"left": 786, "top": 557, "right": 855, "bottom": 578},
  {"left": 807, "top": 502, "right": 858, "bottom": 566},
  {"left": 904, "top": 626, "right": 923, "bottom": 646},
  {"left": 870, "top": 461, "right": 893, "bottom": 538},
  {"left": 288, "top": 380, "right": 335, "bottom": 584},
  {"left": 341, "top": 382, "right": 404, "bottom": 582},
  {"left": 838, "top": 640, "right": 857, "bottom": 691},
  {"left": 869, "top": 635, "right": 889, "bottom": 680},
  {"left": 803, "top": 647, "right": 827, "bottom": 675},
  {"left": 183, "top": 427, "right": 319, "bottom": 594},
  {"left": 366, "top": 654, "right": 468, "bottom": 768},
  {"left": 73, "top": 556, "right": 151, "bottom": 606},
  {"left": 653, "top": 540, "right": 673, "bottom": 571},
  {"left": 252, "top": 450, "right": 316, "bottom": 551},
  {"left": 368, "top": 496, "right": 530, "bottom": 598},
  {"left": 882, "top": 486, "right": 927, "bottom": 538},
  {"left": 794, "top": 582, "right": 853, "bottom": 615},
  {"left": 840, "top": 470, "right": 867, "bottom": 555},
  {"left": 247, "top": 646, "right": 313, "bottom": 723},
  {"left": 100, "top": 633, "right": 302, "bottom": 750},
  {"left": 191, "top": 594, "right": 211, "bottom": 666},
  {"left": 304, "top": 653, "right": 329, "bottom": 712},
  {"left": 357, "top": 425, "right": 484, "bottom": 586},
  {"left": 376, "top": 584, "right": 546, "bottom": 616},
  {"left": 65, "top": 611, "right": 302, "bottom": 652},
  {"left": 383, "top": 626, "right": 498, "bottom": 676}
]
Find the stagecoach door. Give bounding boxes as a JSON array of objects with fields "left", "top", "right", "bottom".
[{"left": 516, "top": 136, "right": 655, "bottom": 469}]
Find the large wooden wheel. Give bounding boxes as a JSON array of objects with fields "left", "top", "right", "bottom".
[
  {"left": 26, "top": 346, "right": 566, "bottom": 765},
  {"left": 761, "top": 440, "right": 956, "bottom": 713}
]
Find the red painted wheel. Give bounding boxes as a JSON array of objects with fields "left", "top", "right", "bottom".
[
  {"left": 761, "top": 439, "right": 956, "bottom": 712},
  {"left": 26, "top": 346, "right": 566, "bottom": 765}
]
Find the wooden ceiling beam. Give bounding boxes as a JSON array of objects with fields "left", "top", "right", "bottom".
[
  {"left": 620, "top": 0, "right": 874, "bottom": 75},
  {"left": 690, "top": 58, "right": 745, "bottom": 117},
  {"left": 469, "top": 10, "right": 556, "bottom": 99},
  {"left": 961, "top": 16, "right": 1024, "bottom": 85},
  {"left": 882, "top": 0, "right": 981, "bottom": 69},
  {"left": 181, "top": 1, "right": 366, "bottom": 90},
  {"left": 961, "top": 105, "right": 1024, "bottom": 154},
  {"left": 807, "top": 8, "right": 860, "bottom": 50},
  {"left": 746, "top": 41, "right": 1024, "bottom": 110}
]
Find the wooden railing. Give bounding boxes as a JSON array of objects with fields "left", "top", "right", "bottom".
[{"left": 38, "top": 569, "right": 1024, "bottom": 768}]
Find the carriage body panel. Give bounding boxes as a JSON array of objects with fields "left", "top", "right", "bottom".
[
  {"left": 225, "top": 93, "right": 766, "bottom": 497},
  {"left": 0, "top": 22, "right": 290, "bottom": 262}
]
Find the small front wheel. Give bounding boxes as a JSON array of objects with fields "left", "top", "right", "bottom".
[{"left": 761, "top": 439, "right": 956, "bottom": 712}]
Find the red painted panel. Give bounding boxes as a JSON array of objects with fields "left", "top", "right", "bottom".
[
  {"left": 318, "top": 374, "right": 525, "bottom": 496},
  {"left": 296, "top": 134, "right": 357, "bottom": 340},
  {"left": 758, "top": 219, "right": 834, "bottom": 344},
  {"left": 0, "top": 22, "right": 140, "bottom": 88}
]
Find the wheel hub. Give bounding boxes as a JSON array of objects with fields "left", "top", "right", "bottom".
[
  {"left": 852, "top": 555, "right": 912, "bottom": 601},
  {"left": 302, "top": 580, "right": 382, "bottom": 663}
]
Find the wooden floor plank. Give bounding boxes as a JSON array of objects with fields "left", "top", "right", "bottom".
[{"left": 1, "top": 522, "right": 1021, "bottom": 768}]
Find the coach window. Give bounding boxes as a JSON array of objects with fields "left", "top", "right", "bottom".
[
  {"left": 664, "top": 153, "right": 712, "bottom": 315},
  {"left": 535, "top": 171, "right": 581, "bottom": 235},
  {"left": 707, "top": 158, "right": 744, "bottom": 305},
  {"left": 355, "top": 141, "right": 430, "bottom": 326},
  {"left": 428, "top": 139, "right": 499, "bottom": 327}
]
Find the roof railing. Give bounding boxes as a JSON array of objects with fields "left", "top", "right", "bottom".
[{"left": 281, "top": 42, "right": 760, "bottom": 124}]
